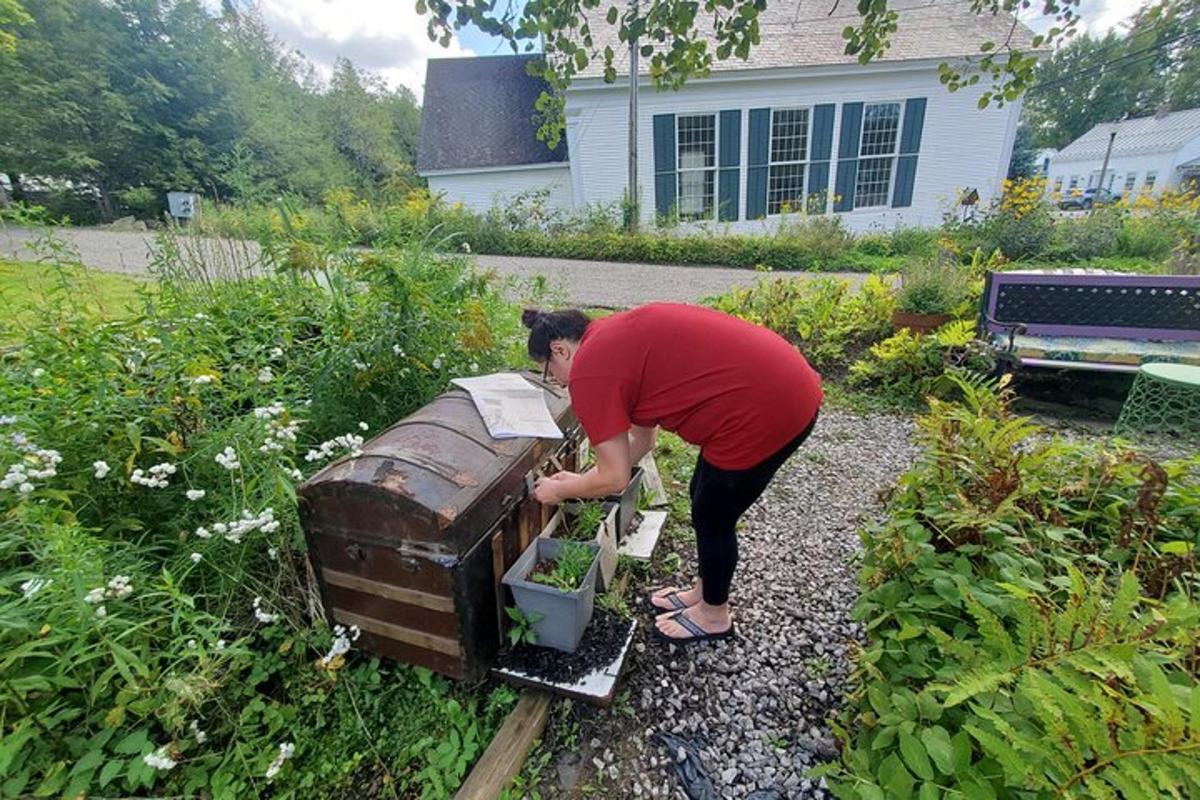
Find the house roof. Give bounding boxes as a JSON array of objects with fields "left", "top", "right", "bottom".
[
  {"left": 1054, "top": 108, "right": 1200, "bottom": 163},
  {"left": 576, "top": 0, "right": 1037, "bottom": 79},
  {"left": 417, "top": 55, "right": 567, "bottom": 173}
]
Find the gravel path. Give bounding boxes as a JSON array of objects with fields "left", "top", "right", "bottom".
[
  {"left": 540, "top": 408, "right": 918, "bottom": 799},
  {"left": 0, "top": 226, "right": 873, "bottom": 308}
]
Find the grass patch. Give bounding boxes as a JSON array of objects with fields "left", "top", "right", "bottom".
[{"left": 0, "top": 258, "right": 152, "bottom": 334}]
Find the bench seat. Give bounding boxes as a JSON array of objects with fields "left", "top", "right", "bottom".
[{"left": 991, "top": 333, "right": 1200, "bottom": 372}]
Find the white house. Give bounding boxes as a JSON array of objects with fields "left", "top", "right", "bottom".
[
  {"left": 1047, "top": 107, "right": 1200, "bottom": 198},
  {"left": 417, "top": 0, "right": 1030, "bottom": 233}
]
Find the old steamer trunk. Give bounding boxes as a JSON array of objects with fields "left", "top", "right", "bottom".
[{"left": 298, "top": 376, "right": 579, "bottom": 680}]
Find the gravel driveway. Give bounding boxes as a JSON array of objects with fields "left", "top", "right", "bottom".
[
  {"left": 536, "top": 408, "right": 918, "bottom": 799},
  {"left": 1, "top": 226, "right": 874, "bottom": 308}
]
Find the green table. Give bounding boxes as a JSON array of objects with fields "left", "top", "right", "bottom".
[{"left": 1114, "top": 362, "right": 1200, "bottom": 440}]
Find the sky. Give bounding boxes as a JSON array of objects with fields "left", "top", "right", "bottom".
[{"left": 244, "top": 0, "right": 1146, "bottom": 102}]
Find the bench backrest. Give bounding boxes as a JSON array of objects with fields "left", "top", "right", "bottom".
[{"left": 981, "top": 271, "right": 1200, "bottom": 342}]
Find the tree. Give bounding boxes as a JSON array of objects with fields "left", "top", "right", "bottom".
[
  {"left": 419, "top": 0, "right": 1092, "bottom": 146},
  {"left": 1007, "top": 123, "right": 1038, "bottom": 180},
  {"left": 1023, "top": 0, "right": 1200, "bottom": 149},
  {"left": 0, "top": 0, "right": 30, "bottom": 54}
]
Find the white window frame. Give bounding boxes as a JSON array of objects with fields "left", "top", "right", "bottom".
[
  {"left": 853, "top": 101, "right": 905, "bottom": 210},
  {"left": 675, "top": 113, "right": 719, "bottom": 221},
  {"left": 1143, "top": 171, "right": 1158, "bottom": 191},
  {"left": 1068, "top": 175, "right": 1079, "bottom": 189},
  {"left": 1124, "top": 172, "right": 1137, "bottom": 193},
  {"left": 766, "top": 107, "right": 813, "bottom": 216}
]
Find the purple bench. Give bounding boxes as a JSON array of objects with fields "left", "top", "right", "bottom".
[{"left": 979, "top": 271, "right": 1200, "bottom": 373}]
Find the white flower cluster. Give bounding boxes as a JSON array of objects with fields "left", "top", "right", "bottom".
[
  {"left": 196, "top": 507, "right": 278, "bottom": 544},
  {"left": 131, "top": 462, "right": 176, "bottom": 488},
  {"left": 84, "top": 575, "right": 133, "bottom": 618},
  {"left": 257, "top": 367, "right": 274, "bottom": 384},
  {"left": 0, "top": 415, "right": 17, "bottom": 425},
  {"left": 215, "top": 447, "right": 240, "bottom": 471},
  {"left": 352, "top": 359, "right": 368, "bottom": 371},
  {"left": 269, "top": 346, "right": 284, "bottom": 359},
  {"left": 186, "top": 489, "right": 206, "bottom": 501},
  {"left": 304, "top": 433, "right": 364, "bottom": 463},
  {"left": 190, "top": 552, "right": 202, "bottom": 563},
  {"left": 2, "top": 437, "right": 62, "bottom": 493},
  {"left": 252, "top": 596, "right": 278, "bottom": 624},
  {"left": 431, "top": 354, "right": 444, "bottom": 370},
  {"left": 20, "top": 577, "right": 51, "bottom": 599},
  {"left": 93, "top": 460, "right": 110, "bottom": 479},
  {"left": 288, "top": 467, "right": 304, "bottom": 482},
  {"left": 357, "top": 421, "right": 369, "bottom": 431},
  {"left": 392, "top": 345, "right": 405, "bottom": 356},
  {"left": 191, "top": 374, "right": 215, "bottom": 385},
  {"left": 265, "top": 742, "right": 295, "bottom": 781},
  {"left": 320, "top": 624, "right": 362, "bottom": 666},
  {"left": 254, "top": 404, "right": 299, "bottom": 454},
  {"left": 190, "top": 720, "right": 208, "bottom": 744},
  {"left": 144, "top": 745, "right": 177, "bottom": 771}
]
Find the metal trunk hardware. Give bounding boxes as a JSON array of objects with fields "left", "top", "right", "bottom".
[{"left": 298, "top": 373, "right": 580, "bottom": 680}]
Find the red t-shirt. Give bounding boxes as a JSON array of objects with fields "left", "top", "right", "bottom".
[{"left": 568, "top": 303, "right": 823, "bottom": 470}]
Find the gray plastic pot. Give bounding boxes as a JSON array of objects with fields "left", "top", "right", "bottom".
[
  {"left": 604, "top": 466, "right": 645, "bottom": 538},
  {"left": 502, "top": 537, "right": 600, "bottom": 653}
]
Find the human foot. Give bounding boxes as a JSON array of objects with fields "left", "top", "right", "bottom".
[
  {"left": 649, "top": 584, "right": 701, "bottom": 612},
  {"left": 653, "top": 604, "right": 734, "bottom": 643}
]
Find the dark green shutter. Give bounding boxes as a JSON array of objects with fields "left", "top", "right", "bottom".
[
  {"left": 834, "top": 102, "right": 863, "bottom": 213},
  {"left": 807, "top": 103, "right": 835, "bottom": 213},
  {"left": 746, "top": 108, "right": 770, "bottom": 220},
  {"left": 718, "top": 109, "right": 741, "bottom": 222},
  {"left": 653, "top": 114, "right": 676, "bottom": 220},
  {"left": 892, "top": 97, "right": 926, "bottom": 208}
]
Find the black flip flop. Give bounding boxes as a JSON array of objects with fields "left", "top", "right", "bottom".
[
  {"left": 648, "top": 587, "right": 689, "bottom": 613},
  {"left": 653, "top": 610, "right": 735, "bottom": 645}
]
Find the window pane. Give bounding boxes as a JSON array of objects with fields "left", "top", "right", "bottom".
[
  {"left": 768, "top": 164, "right": 806, "bottom": 215},
  {"left": 678, "top": 169, "right": 714, "bottom": 219},
  {"left": 770, "top": 108, "right": 809, "bottom": 164},
  {"left": 854, "top": 157, "right": 893, "bottom": 208},
  {"left": 860, "top": 103, "right": 901, "bottom": 157},
  {"left": 1124, "top": 173, "right": 1137, "bottom": 192},
  {"left": 677, "top": 114, "right": 715, "bottom": 169}
]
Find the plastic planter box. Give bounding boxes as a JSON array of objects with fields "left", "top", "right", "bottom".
[
  {"left": 604, "top": 466, "right": 645, "bottom": 538},
  {"left": 544, "top": 505, "right": 619, "bottom": 591},
  {"left": 502, "top": 537, "right": 600, "bottom": 653}
]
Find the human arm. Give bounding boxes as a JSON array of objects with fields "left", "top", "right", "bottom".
[{"left": 533, "top": 433, "right": 632, "bottom": 504}]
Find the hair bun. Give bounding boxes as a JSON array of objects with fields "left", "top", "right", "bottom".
[{"left": 521, "top": 308, "right": 543, "bottom": 329}]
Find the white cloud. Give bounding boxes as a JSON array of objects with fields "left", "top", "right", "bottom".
[
  {"left": 254, "top": 0, "right": 476, "bottom": 100},
  {"left": 1023, "top": 0, "right": 1142, "bottom": 38}
]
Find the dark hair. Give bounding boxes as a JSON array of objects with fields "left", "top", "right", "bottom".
[{"left": 522, "top": 308, "right": 591, "bottom": 360}]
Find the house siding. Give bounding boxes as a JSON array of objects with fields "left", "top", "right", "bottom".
[
  {"left": 1048, "top": 133, "right": 1200, "bottom": 196},
  {"left": 565, "top": 63, "right": 1021, "bottom": 233},
  {"left": 426, "top": 165, "right": 573, "bottom": 213}
]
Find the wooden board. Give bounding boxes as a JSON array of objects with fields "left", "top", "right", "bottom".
[
  {"left": 618, "top": 510, "right": 667, "bottom": 561},
  {"left": 638, "top": 453, "right": 670, "bottom": 507},
  {"left": 492, "top": 620, "right": 637, "bottom": 708},
  {"left": 454, "top": 690, "right": 554, "bottom": 800}
]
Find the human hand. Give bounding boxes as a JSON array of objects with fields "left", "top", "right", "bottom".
[
  {"left": 546, "top": 470, "right": 580, "bottom": 482},
  {"left": 532, "top": 477, "right": 562, "bottom": 504}
]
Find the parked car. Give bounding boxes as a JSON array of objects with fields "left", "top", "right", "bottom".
[{"left": 1058, "top": 187, "right": 1121, "bottom": 210}]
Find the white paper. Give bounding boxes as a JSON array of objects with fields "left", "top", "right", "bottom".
[{"left": 450, "top": 373, "right": 563, "bottom": 440}]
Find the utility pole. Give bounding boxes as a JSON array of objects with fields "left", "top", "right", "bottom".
[
  {"left": 1093, "top": 127, "right": 1117, "bottom": 214},
  {"left": 626, "top": 0, "right": 639, "bottom": 232}
]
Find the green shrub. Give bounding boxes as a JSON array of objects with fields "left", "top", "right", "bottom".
[
  {"left": 0, "top": 232, "right": 525, "bottom": 798},
  {"left": 1046, "top": 207, "right": 1123, "bottom": 261},
  {"left": 847, "top": 322, "right": 991, "bottom": 403},
  {"left": 820, "top": 376, "right": 1200, "bottom": 799},
  {"left": 895, "top": 257, "right": 974, "bottom": 315},
  {"left": 708, "top": 274, "right": 896, "bottom": 371}
]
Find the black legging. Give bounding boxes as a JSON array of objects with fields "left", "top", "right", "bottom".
[{"left": 689, "top": 413, "right": 818, "bottom": 606}]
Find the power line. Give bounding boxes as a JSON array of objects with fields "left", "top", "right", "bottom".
[{"left": 1028, "top": 25, "right": 1200, "bottom": 94}]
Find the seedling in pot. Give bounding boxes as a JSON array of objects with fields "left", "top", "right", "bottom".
[
  {"left": 505, "top": 605, "right": 542, "bottom": 646},
  {"left": 530, "top": 540, "right": 596, "bottom": 592},
  {"left": 561, "top": 500, "right": 608, "bottom": 541}
]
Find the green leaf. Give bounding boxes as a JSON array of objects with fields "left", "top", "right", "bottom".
[
  {"left": 99, "top": 760, "right": 124, "bottom": 788},
  {"left": 899, "top": 729, "right": 934, "bottom": 781},
  {"left": 878, "top": 753, "right": 915, "bottom": 800},
  {"left": 1160, "top": 540, "right": 1193, "bottom": 555},
  {"left": 113, "top": 728, "right": 149, "bottom": 755},
  {"left": 921, "top": 726, "right": 955, "bottom": 776},
  {"left": 606, "top": 7, "right": 618, "bottom": 24}
]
